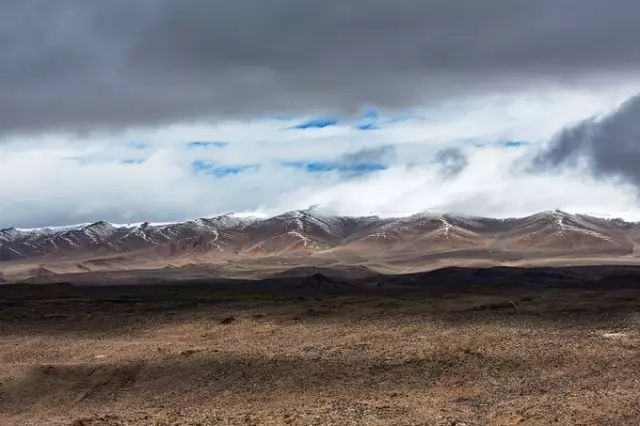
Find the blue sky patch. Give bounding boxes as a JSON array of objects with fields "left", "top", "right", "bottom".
[
  {"left": 292, "top": 117, "right": 338, "bottom": 130},
  {"left": 187, "top": 141, "right": 229, "bottom": 149},
  {"left": 192, "top": 160, "right": 258, "bottom": 177},
  {"left": 356, "top": 122, "right": 381, "bottom": 130},
  {"left": 361, "top": 109, "right": 379, "bottom": 119},
  {"left": 283, "top": 161, "right": 387, "bottom": 174},
  {"left": 502, "top": 140, "right": 530, "bottom": 148},
  {"left": 355, "top": 109, "right": 382, "bottom": 130}
]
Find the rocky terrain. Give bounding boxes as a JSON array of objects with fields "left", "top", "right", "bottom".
[{"left": 2, "top": 265, "right": 640, "bottom": 425}]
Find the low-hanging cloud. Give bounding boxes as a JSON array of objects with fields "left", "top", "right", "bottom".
[
  {"left": 4, "top": 111, "right": 640, "bottom": 228},
  {"left": 533, "top": 94, "right": 640, "bottom": 188},
  {"left": 434, "top": 148, "right": 468, "bottom": 177},
  {"left": 2, "top": 0, "right": 640, "bottom": 135}
]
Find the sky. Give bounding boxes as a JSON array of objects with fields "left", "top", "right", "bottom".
[{"left": 2, "top": 1, "right": 640, "bottom": 227}]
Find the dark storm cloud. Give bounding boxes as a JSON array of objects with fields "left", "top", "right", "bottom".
[
  {"left": 2, "top": 0, "right": 640, "bottom": 134},
  {"left": 533, "top": 95, "right": 640, "bottom": 188}
]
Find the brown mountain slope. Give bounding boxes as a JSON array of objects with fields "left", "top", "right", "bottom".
[{"left": 1, "top": 210, "right": 639, "bottom": 280}]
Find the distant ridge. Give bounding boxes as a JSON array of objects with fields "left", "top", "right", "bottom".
[
  {"left": 1, "top": 209, "right": 638, "bottom": 260},
  {"left": 2, "top": 210, "right": 640, "bottom": 281}
]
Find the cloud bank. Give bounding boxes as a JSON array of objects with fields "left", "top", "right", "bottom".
[
  {"left": 3, "top": 92, "right": 640, "bottom": 228},
  {"left": 3, "top": 2, "right": 640, "bottom": 227},
  {"left": 2, "top": 0, "right": 640, "bottom": 134}
]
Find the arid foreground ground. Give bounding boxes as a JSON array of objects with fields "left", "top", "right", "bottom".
[{"left": 2, "top": 266, "right": 640, "bottom": 425}]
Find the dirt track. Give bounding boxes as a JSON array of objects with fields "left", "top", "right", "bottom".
[{"left": 2, "top": 269, "right": 640, "bottom": 425}]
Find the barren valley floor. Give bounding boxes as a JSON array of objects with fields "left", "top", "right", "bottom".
[{"left": 2, "top": 267, "right": 640, "bottom": 425}]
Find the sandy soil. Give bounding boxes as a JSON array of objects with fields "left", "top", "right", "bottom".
[{"left": 1, "top": 270, "right": 640, "bottom": 425}]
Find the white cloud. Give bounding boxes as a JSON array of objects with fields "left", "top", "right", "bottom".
[
  {"left": 286, "top": 150, "right": 640, "bottom": 220},
  {"left": 1, "top": 86, "right": 639, "bottom": 227}
]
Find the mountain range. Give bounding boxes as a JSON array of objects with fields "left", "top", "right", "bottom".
[{"left": 2, "top": 209, "right": 640, "bottom": 281}]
